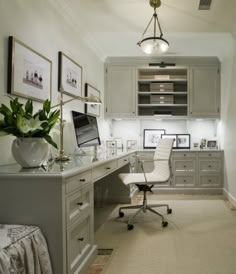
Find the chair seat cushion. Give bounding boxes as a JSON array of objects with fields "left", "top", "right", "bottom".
[{"left": 119, "top": 172, "right": 168, "bottom": 186}]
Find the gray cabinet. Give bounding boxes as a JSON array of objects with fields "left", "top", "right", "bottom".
[
  {"left": 105, "top": 65, "right": 136, "bottom": 116},
  {"left": 189, "top": 66, "right": 220, "bottom": 118},
  {"left": 136, "top": 150, "right": 223, "bottom": 193},
  {"left": 198, "top": 151, "right": 222, "bottom": 187}
]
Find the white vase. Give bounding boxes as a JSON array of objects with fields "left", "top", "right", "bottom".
[{"left": 12, "top": 138, "right": 49, "bottom": 168}]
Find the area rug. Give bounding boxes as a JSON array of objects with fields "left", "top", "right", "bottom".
[{"left": 95, "top": 199, "right": 236, "bottom": 274}]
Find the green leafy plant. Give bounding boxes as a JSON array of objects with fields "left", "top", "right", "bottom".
[{"left": 0, "top": 97, "right": 60, "bottom": 148}]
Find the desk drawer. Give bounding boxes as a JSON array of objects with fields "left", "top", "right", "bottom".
[
  {"left": 175, "top": 175, "right": 196, "bottom": 187},
  {"left": 199, "top": 175, "right": 221, "bottom": 187},
  {"left": 93, "top": 160, "right": 118, "bottom": 181},
  {"left": 172, "top": 152, "right": 196, "bottom": 159},
  {"left": 118, "top": 156, "right": 129, "bottom": 168},
  {"left": 198, "top": 152, "right": 221, "bottom": 159},
  {"left": 66, "top": 184, "right": 92, "bottom": 226},
  {"left": 199, "top": 160, "right": 221, "bottom": 172},
  {"left": 67, "top": 216, "right": 92, "bottom": 273},
  {"left": 66, "top": 170, "right": 92, "bottom": 194},
  {"left": 174, "top": 160, "right": 196, "bottom": 172}
]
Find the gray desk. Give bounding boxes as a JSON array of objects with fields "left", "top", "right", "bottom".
[{"left": 0, "top": 151, "right": 136, "bottom": 274}]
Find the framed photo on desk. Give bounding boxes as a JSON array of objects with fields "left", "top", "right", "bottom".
[{"left": 143, "top": 129, "right": 165, "bottom": 149}]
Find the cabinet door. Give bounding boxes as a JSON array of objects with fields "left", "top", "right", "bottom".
[
  {"left": 189, "top": 66, "right": 220, "bottom": 118},
  {"left": 105, "top": 66, "right": 136, "bottom": 116}
]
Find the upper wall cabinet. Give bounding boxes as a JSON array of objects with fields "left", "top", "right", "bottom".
[
  {"left": 137, "top": 67, "right": 188, "bottom": 116},
  {"left": 105, "top": 66, "right": 136, "bottom": 117},
  {"left": 189, "top": 66, "right": 220, "bottom": 118}
]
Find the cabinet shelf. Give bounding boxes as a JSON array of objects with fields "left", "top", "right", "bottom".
[
  {"left": 138, "top": 79, "right": 187, "bottom": 82},
  {"left": 138, "top": 104, "right": 188, "bottom": 107},
  {"left": 138, "top": 92, "right": 187, "bottom": 95}
]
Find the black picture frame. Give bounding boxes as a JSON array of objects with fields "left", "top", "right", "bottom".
[
  {"left": 8, "top": 36, "right": 52, "bottom": 102},
  {"left": 176, "top": 134, "right": 191, "bottom": 149},
  {"left": 143, "top": 129, "right": 166, "bottom": 149},
  {"left": 161, "top": 134, "right": 177, "bottom": 148},
  {"left": 58, "top": 51, "right": 82, "bottom": 97},
  {"left": 85, "top": 83, "right": 100, "bottom": 116}
]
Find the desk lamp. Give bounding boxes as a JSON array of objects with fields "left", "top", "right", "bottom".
[{"left": 53, "top": 87, "right": 102, "bottom": 162}]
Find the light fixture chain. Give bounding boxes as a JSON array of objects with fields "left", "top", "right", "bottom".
[
  {"left": 156, "top": 12, "right": 163, "bottom": 38},
  {"left": 138, "top": 14, "right": 154, "bottom": 42}
]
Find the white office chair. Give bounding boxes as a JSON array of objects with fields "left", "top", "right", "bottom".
[{"left": 118, "top": 138, "right": 174, "bottom": 230}]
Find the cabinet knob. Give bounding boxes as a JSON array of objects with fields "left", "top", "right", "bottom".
[
  {"left": 106, "top": 167, "right": 111, "bottom": 170},
  {"left": 78, "top": 237, "right": 84, "bottom": 242},
  {"left": 208, "top": 165, "right": 212, "bottom": 168},
  {"left": 77, "top": 202, "right": 83, "bottom": 206},
  {"left": 184, "top": 179, "right": 186, "bottom": 183},
  {"left": 184, "top": 154, "right": 186, "bottom": 157},
  {"left": 80, "top": 179, "right": 86, "bottom": 182},
  {"left": 124, "top": 159, "right": 128, "bottom": 162},
  {"left": 184, "top": 165, "right": 186, "bottom": 168},
  {"left": 208, "top": 179, "right": 212, "bottom": 182},
  {"left": 208, "top": 154, "right": 212, "bottom": 157}
]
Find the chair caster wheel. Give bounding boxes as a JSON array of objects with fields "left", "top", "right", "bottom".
[
  {"left": 127, "top": 224, "right": 134, "bottom": 230},
  {"left": 167, "top": 208, "right": 172, "bottom": 214},
  {"left": 162, "top": 221, "right": 168, "bottom": 227},
  {"left": 119, "top": 212, "right": 124, "bottom": 218}
]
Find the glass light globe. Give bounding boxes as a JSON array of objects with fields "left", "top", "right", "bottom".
[{"left": 139, "top": 37, "right": 169, "bottom": 54}]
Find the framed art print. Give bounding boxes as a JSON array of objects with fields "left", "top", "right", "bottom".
[
  {"left": 143, "top": 129, "right": 165, "bottom": 149},
  {"left": 161, "top": 134, "right": 177, "bottom": 148},
  {"left": 7, "top": 36, "right": 52, "bottom": 102},
  {"left": 58, "top": 52, "right": 82, "bottom": 97},
  {"left": 176, "top": 134, "right": 191, "bottom": 149},
  {"left": 85, "top": 83, "right": 100, "bottom": 116}
]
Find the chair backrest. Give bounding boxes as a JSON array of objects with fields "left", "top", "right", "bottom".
[{"left": 152, "top": 138, "right": 174, "bottom": 181}]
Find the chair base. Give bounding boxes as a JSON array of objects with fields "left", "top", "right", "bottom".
[{"left": 118, "top": 188, "right": 172, "bottom": 230}]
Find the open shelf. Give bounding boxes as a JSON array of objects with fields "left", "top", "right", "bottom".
[{"left": 137, "top": 67, "right": 188, "bottom": 117}]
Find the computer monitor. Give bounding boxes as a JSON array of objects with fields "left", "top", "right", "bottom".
[{"left": 72, "top": 111, "right": 101, "bottom": 147}]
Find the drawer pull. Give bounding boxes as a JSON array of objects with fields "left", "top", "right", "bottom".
[
  {"left": 208, "top": 165, "right": 212, "bottom": 168},
  {"left": 208, "top": 154, "right": 212, "bottom": 157},
  {"left": 124, "top": 159, "right": 128, "bottom": 162},
  {"left": 78, "top": 237, "right": 84, "bottom": 242},
  {"left": 106, "top": 167, "right": 111, "bottom": 170},
  {"left": 184, "top": 165, "right": 186, "bottom": 168},
  {"left": 208, "top": 179, "right": 212, "bottom": 182},
  {"left": 184, "top": 180, "right": 186, "bottom": 183},
  {"left": 76, "top": 202, "right": 83, "bottom": 206},
  {"left": 79, "top": 179, "right": 86, "bottom": 182},
  {"left": 184, "top": 154, "right": 186, "bottom": 157}
]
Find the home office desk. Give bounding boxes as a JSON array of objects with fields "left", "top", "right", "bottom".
[{"left": 0, "top": 150, "right": 136, "bottom": 274}]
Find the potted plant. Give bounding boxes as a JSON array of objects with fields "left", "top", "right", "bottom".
[{"left": 0, "top": 97, "right": 60, "bottom": 168}]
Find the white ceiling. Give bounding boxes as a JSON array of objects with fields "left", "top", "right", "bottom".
[{"left": 54, "top": 0, "right": 236, "bottom": 60}]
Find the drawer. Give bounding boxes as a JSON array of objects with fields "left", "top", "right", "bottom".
[
  {"left": 175, "top": 175, "right": 196, "bottom": 187},
  {"left": 174, "top": 160, "right": 196, "bottom": 172},
  {"left": 67, "top": 216, "right": 92, "bottom": 273},
  {"left": 66, "top": 170, "right": 92, "bottom": 194},
  {"left": 198, "top": 152, "right": 222, "bottom": 159},
  {"left": 199, "top": 160, "right": 221, "bottom": 172},
  {"left": 199, "top": 175, "right": 221, "bottom": 187},
  {"left": 66, "top": 184, "right": 92, "bottom": 226},
  {"left": 172, "top": 152, "right": 196, "bottom": 159},
  {"left": 118, "top": 155, "right": 130, "bottom": 168},
  {"left": 92, "top": 160, "right": 118, "bottom": 181}
]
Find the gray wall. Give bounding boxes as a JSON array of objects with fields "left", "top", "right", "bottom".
[{"left": 0, "top": 0, "right": 109, "bottom": 165}]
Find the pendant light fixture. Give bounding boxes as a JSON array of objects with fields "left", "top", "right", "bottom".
[{"left": 137, "top": 0, "right": 169, "bottom": 55}]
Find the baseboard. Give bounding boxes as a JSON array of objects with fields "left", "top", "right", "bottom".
[
  {"left": 151, "top": 187, "right": 223, "bottom": 195},
  {"left": 223, "top": 188, "right": 236, "bottom": 207}
]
